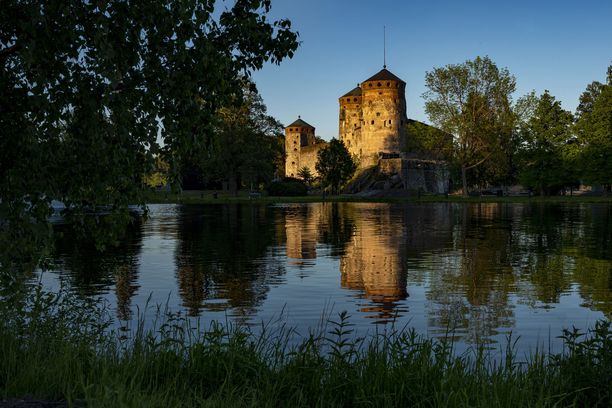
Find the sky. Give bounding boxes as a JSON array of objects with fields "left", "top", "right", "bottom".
[{"left": 249, "top": 0, "right": 612, "bottom": 140}]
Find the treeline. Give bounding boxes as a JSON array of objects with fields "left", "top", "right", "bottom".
[
  {"left": 171, "top": 81, "right": 287, "bottom": 194},
  {"left": 415, "top": 57, "right": 612, "bottom": 196}
]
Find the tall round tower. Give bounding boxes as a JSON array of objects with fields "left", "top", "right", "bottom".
[
  {"left": 338, "top": 85, "right": 363, "bottom": 159},
  {"left": 284, "top": 117, "right": 316, "bottom": 178},
  {"left": 359, "top": 67, "right": 407, "bottom": 167}
]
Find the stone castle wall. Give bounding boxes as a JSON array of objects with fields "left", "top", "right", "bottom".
[
  {"left": 285, "top": 124, "right": 316, "bottom": 178},
  {"left": 299, "top": 144, "right": 326, "bottom": 177},
  {"left": 359, "top": 81, "right": 406, "bottom": 167},
  {"left": 339, "top": 95, "right": 363, "bottom": 160}
]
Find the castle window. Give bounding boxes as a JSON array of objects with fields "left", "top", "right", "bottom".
[
  {"left": 294, "top": 148, "right": 298, "bottom": 151},
  {"left": 368, "top": 83, "right": 372, "bottom": 87},
  {"left": 377, "top": 82, "right": 381, "bottom": 87},
  {"left": 370, "top": 120, "right": 374, "bottom": 125},
  {"left": 347, "top": 98, "right": 350, "bottom": 102},
  {"left": 378, "top": 92, "right": 382, "bottom": 95},
  {"left": 376, "top": 112, "right": 380, "bottom": 116},
  {"left": 387, "top": 82, "right": 390, "bottom": 86},
  {"left": 354, "top": 123, "right": 357, "bottom": 128},
  {"left": 353, "top": 98, "right": 357, "bottom": 101},
  {"left": 291, "top": 161, "right": 295, "bottom": 165},
  {"left": 389, "top": 119, "right": 392, "bottom": 125}
]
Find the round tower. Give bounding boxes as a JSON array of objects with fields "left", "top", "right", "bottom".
[
  {"left": 284, "top": 117, "right": 316, "bottom": 178},
  {"left": 359, "top": 67, "right": 407, "bottom": 167},
  {"left": 338, "top": 85, "right": 363, "bottom": 159}
]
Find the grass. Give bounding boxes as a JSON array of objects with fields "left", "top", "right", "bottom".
[
  {"left": 145, "top": 189, "right": 612, "bottom": 205},
  {"left": 1, "top": 285, "right": 611, "bottom": 407}
]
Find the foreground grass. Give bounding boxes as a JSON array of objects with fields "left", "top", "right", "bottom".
[
  {"left": 144, "top": 190, "right": 612, "bottom": 205},
  {"left": 1, "top": 287, "right": 611, "bottom": 407}
]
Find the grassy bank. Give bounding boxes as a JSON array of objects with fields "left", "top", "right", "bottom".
[
  {"left": 145, "top": 190, "right": 612, "bottom": 205},
  {"left": 1, "top": 287, "right": 611, "bottom": 407}
]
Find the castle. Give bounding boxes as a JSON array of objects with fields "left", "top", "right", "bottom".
[
  {"left": 285, "top": 66, "right": 449, "bottom": 193},
  {"left": 285, "top": 66, "right": 407, "bottom": 178}
]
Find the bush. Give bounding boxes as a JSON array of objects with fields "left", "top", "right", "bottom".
[{"left": 267, "top": 179, "right": 308, "bottom": 196}]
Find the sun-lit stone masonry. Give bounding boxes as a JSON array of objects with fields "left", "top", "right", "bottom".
[
  {"left": 284, "top": 117, "right": 326, "bottom": 178},
  {"left": 284, "top": 66, "right": 449, "bottom": 193},
  {"left": 339, "top": 68, "right": 408, "bottom": 168}
]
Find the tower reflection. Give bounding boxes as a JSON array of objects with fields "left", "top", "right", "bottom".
[{"left": 340, "top": 204, "right": 408, "bottom": 322}]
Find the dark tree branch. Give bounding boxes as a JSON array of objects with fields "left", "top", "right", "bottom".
[{"left": 0, "top": 44, "right": 20, "bottom": 61}]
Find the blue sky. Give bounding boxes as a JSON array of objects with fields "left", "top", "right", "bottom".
[{"left": 249, "top": 0, "right": 611, "bottom": 139}]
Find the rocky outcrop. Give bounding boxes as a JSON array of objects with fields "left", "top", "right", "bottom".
[{"left": 345, "top": 158, "right": 449, "bottom": 195}]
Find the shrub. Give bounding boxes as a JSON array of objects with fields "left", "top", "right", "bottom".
[{"left": 267, "top": 179, "right": 308, "bottom": 196}]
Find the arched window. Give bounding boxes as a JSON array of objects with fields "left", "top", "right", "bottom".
[
  {"left": 370, "top": 120, "right": 374, "bottom": 125},
  {"left": 377, "top": 82, "right": 381, "bottom": 87},
  {"left": 387, "top": 82, "right": 390, "bottom": 87}
]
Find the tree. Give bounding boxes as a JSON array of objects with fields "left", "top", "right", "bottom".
[
  {"left": 404, "top": 119, "right": 453, "bottom": 160},
  {"left": 574, "top": 65, "right": 612, "bottom": 193},
  {"left": 423, "top": 56, "right": 516, "bottom": 196},
  {"left": 144, "top": 156, "right": 170, "bottom": 189},
  {"left": 297, "top": 166, "right": 313, "bottom": 186},
  {"left": 315, "top": 139, "right": 356, "bottom": 195},
  {"left": 0, "top": 0, "right": 298, "bottom": 273},
  {"left": 516, "top": 91, "right": 575, "bottom": 195},
  {"left": 202, "top": 81, "right": 284, "bottom": 195}
]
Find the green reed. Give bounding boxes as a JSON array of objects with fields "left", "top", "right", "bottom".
[{"left": 1, "top": 286, "right": 610, "bottom": 407}]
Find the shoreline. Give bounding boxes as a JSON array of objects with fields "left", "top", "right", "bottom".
[{"left": 144, "top": 190, "right": 612, "bottom": 205}]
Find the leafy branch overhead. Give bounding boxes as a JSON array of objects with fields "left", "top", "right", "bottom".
[{"left": 0, "top": 0, "right": 299, "bottom": 271}]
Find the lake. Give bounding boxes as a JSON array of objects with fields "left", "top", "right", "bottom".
[{"left": 38, "top": 202, "right": 612, "bottom": 353}]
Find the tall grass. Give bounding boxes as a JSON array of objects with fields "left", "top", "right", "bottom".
[{"left": 1, "top": 286, "right": 610, "bottom": 407}]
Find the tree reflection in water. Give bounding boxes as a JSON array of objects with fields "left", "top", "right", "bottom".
[
  {"left": 42, "top": 202, "right": 612, "bottom": 345},
  {"left": 175, "top": 204, "right": 285, "bottom": 318}
]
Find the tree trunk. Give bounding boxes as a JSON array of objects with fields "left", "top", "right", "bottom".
[
  {"left": 461, "top": 166, "right": 468, "bottom": 197},
  {"left": 229, "top": 174, "right": 238, "bottom": 197}
]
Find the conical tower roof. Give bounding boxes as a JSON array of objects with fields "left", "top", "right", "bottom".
[
  {"left": 341, "top": 85, "right": 362, "bottom": 98},
  {"left": 286, "top": 117, "right": 315, "bottom": 129},
  {"left": 363, "top": 68, "right": 405, "bottom": 84}
]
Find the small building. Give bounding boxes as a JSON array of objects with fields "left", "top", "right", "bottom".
[{"left": 284, "top": 117, "right": 326, "bottom": 178}]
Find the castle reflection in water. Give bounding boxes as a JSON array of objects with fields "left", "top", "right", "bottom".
[
  {"left": 45, "top": 202, "right": 612, "bottom": 345},
  {"left": 283, "top": 203, "right": 453, "bottom": 322}
]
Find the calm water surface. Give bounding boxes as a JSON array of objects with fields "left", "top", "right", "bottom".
[{"left": 39, "top": 202, "right": 612, "bottom": 353}]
